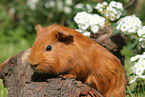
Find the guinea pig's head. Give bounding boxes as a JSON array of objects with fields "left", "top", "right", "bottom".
[{"left": 29, "top": 25, "right": 75, "bottom": 74}]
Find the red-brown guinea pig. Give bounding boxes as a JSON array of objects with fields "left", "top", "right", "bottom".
[{"left": 29, "top": 24, "right": 126, "bottom": 97}]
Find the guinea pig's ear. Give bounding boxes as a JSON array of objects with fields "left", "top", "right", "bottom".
[
  {"left": 55, "top": 31, "right": 74, "bottom": 45},
  {"left": 35, "top": 25, "right": 42, "bottom": 34}
]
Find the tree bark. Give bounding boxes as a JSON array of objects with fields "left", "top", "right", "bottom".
[{"left": 0, "top": 49, "right": 102, "bottom": 97}]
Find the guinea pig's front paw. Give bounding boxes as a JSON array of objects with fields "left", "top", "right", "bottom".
[
  {"left": 80, "top": 89, "right": 103, "bottom": 97},
  {"left": 59, "top": 74, "right": 76, "bottom": 79}
]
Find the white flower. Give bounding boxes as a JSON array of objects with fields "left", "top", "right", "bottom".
[
  {"left": 123, "top": 22, "right": 131, "bottom": 29},
  {"left": 45, "top": 1, "right": 55, "bottom": 8},
  {"left": 130, "top": 55, "right": 140, "bottom": 62},
  {"left": 116, "top": 15, "right": 142, "bottom": 34},
  {"left": 75, "top": 3, "right": 92, "bottom": 13},
  {"left": 141, "top": 40, "right": 145, "bottom": 48},
  {"left": 83, "top": 31, "right": 91, "bottom": 36},
  {"left": 116, "top": 2, "right": 123, "bottom": 9},
  {"left": 102, "top": 2, "right": 108, "bottom": 6},
  {"left": 95, "top": 3, "right": 103, "bottom": 10},
  {"left": 45, "top": 3, "right": 50, "bottom": 8},
  {"left": 106, "top": 6, "right": 113, "bottom": 11},
  {"left": 63, "top": 6, "right": 72, "bottom": 14},
  {"left": 75, "top": 3, "right": 84, "bottom": 9},
  {"left": 89, "top": 14, "right": 100, "bottom": 25},
  {"left": 139, "top": 75, "right": 145, "bottom": 78},
  {"left": 112, "top": 9, "right": 118, "bottom": 14},
  {"left": 91, "top": 25, "right": 99, "bottom": 33},
  {"left": 109, "top": 1, "right": 117, "bottom": 7},
  {"left": 129, "top": 75, "right": 145, "bottom": 84},
  {"left": 75, "top": 29, "right": 91, "bottom": 36},
  {"left": 49, "top": 1, "right": 55, "bottom": 7},
  {"left": 99, "top": 18, "right": 105, "bottom": 27},
  {"left": 132, "top": 62, "right": 145, "bottom": 76},
  {"left": 120, "top": 25, "right": 127, "bottom": 32},
  {"left": 99, "top": 8, "right": 103, "bottom": 12},
  {"left": 139, "top": 38, "right": 144, "bottom": 41},
  {"left": 129, "top": 76, "right": 139, "bottom": 84},
  {"left": 135, "top": 68, "right": 144, "bottom": 76},
  {"left": 86, "top": 4, "right": 93, "bottom": 12},
  {"left": 110, "top": 13, "right": 115, "bottom": 17},
  {"left": 95, "top": 1, "right": 124, "bottom": 21},
  {"left": 130, "top": 52, "right": 145, "bottom": 83},
  {"left": 65, "top": 0, "right": 72, "bottom": 6},
  {"left": 74, "top": 12, "right": 105, "bottom": 35},
  {"left": 128, "top": 27, "right": 137, "bottom": 33},
  {"left": 138, "top": 58, "right": 145, "bottom": 65},
  {"left": 78, "top": 24, "right": 89, "bottom": 30},
  {"left": 137, "top": 26, "right": 145, "bottom": 37},
  {"left": 9, "top": 8, "right": 15, "bottom": 14},
  {"left": 89, "top": 14, "right": 105, "bottom": 26},
  {"left": 75, "top": 29, "right": 83, "bottom": 33},
  {"left": 116, "top": 12, "right": 122, "bottom": 19},
  {"left": 94, "top": 1, "right": 124, "bottom": 21},
  {"left": 74, "top": 11, "right": 89, "bottom": 24},
  {"left": 109, "top": 17, "right": 115, "bottom": 21},
  {"left": 105, "top": 13, "right": 109, "bottom": 17},
  {"left": 57, "top": 0, "right": 63, "bottom": 12},
  {"left": 26, "top": 0, "right": 39, "bottom": 10}
]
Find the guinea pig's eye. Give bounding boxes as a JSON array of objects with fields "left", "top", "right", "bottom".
[{"left": 46, "top": 45, "right": 52, "bottom": 51}]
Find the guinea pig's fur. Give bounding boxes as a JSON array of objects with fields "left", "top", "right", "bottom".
[{"left": 29, "top": 24, "right": 126, "bottom": 97}]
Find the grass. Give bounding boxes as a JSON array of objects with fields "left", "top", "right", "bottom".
[
  {"left": 0, "top": 42, "right": 30, "bottom": 64},
  {"left": 0, "top": 79, "right": 7, "bottom": 97}
]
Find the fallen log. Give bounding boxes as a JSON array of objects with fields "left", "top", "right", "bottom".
[{"left": 0, "top": 48, "right": 102, "bottom": 97}]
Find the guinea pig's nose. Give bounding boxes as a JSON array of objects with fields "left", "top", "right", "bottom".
[{"left": 30, "top": 64, "right": 38, "bottom": 70}]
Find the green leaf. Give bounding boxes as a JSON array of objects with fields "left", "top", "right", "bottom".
[
  {"left": 122, "top": 9, "right": 127, "bottom": 16},
  {"left": 128, "top": 73, "right": 134, "bottom": 77},
  {"left": 125, "top": 89, "right": 136, "bottom": 94},
  {"left": 89, "top": 1, "right": 97, "bottom": 8},
  {"left": 0, "top": 79, "right": 8, "bottom": 97},
  {"left": 120, "top": 46, "right": 131, "bottom": 57},
  {"left": 112, "top": 29, "right": 119, "bottom": 34},
  {"left": 83, "top": 6, "right": 90, "bottom": 12},
  {"left": 110, "top": 23, "right": 118, "bottom": 28},
  {"left": 75, "top": 8, "right": 85, "bottom": 13},
  {"left": 128, "top": 40, "right": 139, "bottom": 50}
]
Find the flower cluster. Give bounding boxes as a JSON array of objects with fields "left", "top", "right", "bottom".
[
  {"left": 45, "top": 0, "right": 73, "bottom": 14},
  {"left": 130, "top": 52, "right": 145, "bottom": 83},
  {"left": 116, "top": 15, "right": 142, "bottom": 34},
  {"left": 27, "top": 0, "right": 73, "bottom": 14},
  {"left": 137, "top": 26, "right": 145, "bottom": 39},
  {"left": 137, "top": 26, "right": 145, "bottom": 48},
  {"left": 74, "top": 11, "right": 105, "bottom": 36},
  {"left": 95, "top": 1, "right": 124, "bottom": 21}
]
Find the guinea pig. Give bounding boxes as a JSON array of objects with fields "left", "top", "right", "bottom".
[{"left": 29, "top": 24, "right": 126, "bottom": 97}]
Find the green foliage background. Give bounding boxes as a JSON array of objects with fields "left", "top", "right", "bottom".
[
  {"left": 0, "top": 0, "right": 76, "bottom": 64},
  {"left": 0, "top": 0, "right": 145, "bottom": 96}
]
